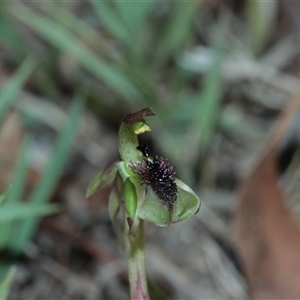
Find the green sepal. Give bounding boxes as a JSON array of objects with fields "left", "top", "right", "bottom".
[
  {"left": 117, "top": 161, "right": 134, "bottom": 181},
  {"left": 86, "top": 159, "right": 119, "bottom": 198},
  {"left": 118, "top": 108, "right": 155, "bottom": 166},
  {"left": 124, "top": 178, "right": 138, "bottom": 220},
  {"left": 108, "top": 173, "right": 123, "bottom": 223},
  {"left": 118, "top": 122, "right": 142, "bottom": 166},
  {"left": 137, "top": 178, "right": 200, "bottom": 227}
]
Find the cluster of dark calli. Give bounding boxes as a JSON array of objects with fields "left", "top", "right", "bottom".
[{"left": 130, "top": 153, "right": 178, "bottom": 211}]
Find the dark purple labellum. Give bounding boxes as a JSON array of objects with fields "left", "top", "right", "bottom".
[{"left": 130, "top": 156, "right": 178, "bottom": 211}]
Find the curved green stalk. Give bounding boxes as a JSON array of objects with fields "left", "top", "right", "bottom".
[{"left": 124, "top": 217, "right": 149, "bottom": 300}]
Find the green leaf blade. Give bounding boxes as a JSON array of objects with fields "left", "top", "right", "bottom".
[
  {"left": 10, "top": 96, "right": 84, "bottom": 254},
  {"left": 113, "top": 0, "right": 154, "bottom": 31},
  {"left": 0, "top": 266, "right": 16, "bottom": 299},
  {"left": 0, "top": 204, "right": 60, "bottom": 223},
  {"left": 9, "top": 3, "right": 140, "bottom": 102},
  {"left": 0, "top": 57, "right": 36, "bottom": 123},
  {"left": 0, "top": 138, "right": 31, "bottom": 249},
  {"left": 156, "top": 1, "right": 200, "bottom": 65},
  {"left": 89, "top": 0, "right": 131, "bottom": 44}
]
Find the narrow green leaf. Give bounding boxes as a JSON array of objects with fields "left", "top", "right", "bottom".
[
  {"left": 246, "top": 0, "right": 276, "bottom": 53},
  {"left": 10, "top": 97, "right": 84, "bottom": 253},
  {"left": 9, "top": 3, "right": 140, "bottom": 102},
  {"left": 0, "top": 203, "right": 60, "bottom": 222},
  {"left": 42, "top": 2, "right": 114, "bottom": 56},
  {"left": 7, "top": 138, "right": 31, "bottom": 205},
  {"left": 184, "top": 16, "right": 228, "bottom": 162},
  {"left": 113, "top": 0, "right": 154, "bottom": 31},
  {"left": 196, "top": 54, "right": 223, "bottom": 157},
  {"left": 0, "top": 138, "right": 31, "bottom": 249},
  {"left": 29, "top": 98, "right": 83, "bottom": 205},
  {"left": 0, "top": 187, "right": 11, "bottom": 206},
  {"left": 0, "top": 17, "right": 27, "bottom": 55},
  {"left": 156, "top": 1, "right": 200, "bottom": 65},
  {"left": 0, "top": 57, "right": 36, "bottom": 123},
  {"left": 89, "top": 0, "right": 131, "bottom": 44},
  {"left": 0, "top": 266, "right": 16, "bottom": 300}
]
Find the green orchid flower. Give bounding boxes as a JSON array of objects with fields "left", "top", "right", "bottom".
[
  {"left": 87, "top": 107, "right": 200, "bottom": 227},
  {"left": 86, "top": 108, "right": 200, "bottom": 300}
]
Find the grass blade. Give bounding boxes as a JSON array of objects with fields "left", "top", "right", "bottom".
[
  {"left": 0, "top": 17, "right": 28, "bottom": 56},
  {"left": 113, "top": 0, "right": 155, "bottom": 31},
  {"left": 0, "top": 138, "right": 30, "bottom": 249},
  {"left": 89, "top": 0, "right": 131, "bottom": 44},
  {"left": 10, "top": 96, "right": 84, "bottom": 254},
  {"left": 0, "top": 203, "right": 60, "bottom": 223},
  {"left": 0, "top": 266, "right": 16, "bottom": 299},
  {"left": 42, "top": 2, "right": 115, "bottom": 56},
  {"left": 155, "top": 1, "right": 201, "bottom": 65},
  {"left": 246, "top": 0, "right": 277, "bottom": 54},
  {"left": 183, "top": 18, "right": 228, "bottom": 166},
  {"left": 196, "top": 54, "right": 223, "bottom": 157},
  {"left": 0, "top": 187, "right": 11, "bottom": 206},
  {"left": 0, "top": 57, "right": 36, "bottom": 123},
  {"left": 9, "top": 3, "right": 140, "bottom": 102},
  {"left": 7, "top": 138, "right": 31, "bottom": 205}
]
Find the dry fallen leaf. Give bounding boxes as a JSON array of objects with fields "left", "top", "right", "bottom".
[
  {"left": 235, "top": 149, "right": 300, "bottom": 298},
  {"left": 234, "top": 82, "right": 300, "bottom": 298}
]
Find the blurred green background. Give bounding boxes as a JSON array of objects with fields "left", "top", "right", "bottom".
[{"left": 0, "top": 0, "right": 299, "bottom": 299}]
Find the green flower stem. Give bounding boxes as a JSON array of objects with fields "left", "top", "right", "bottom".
[{"left": 124, "top": 217, "right": 150, "bottom": 300}]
